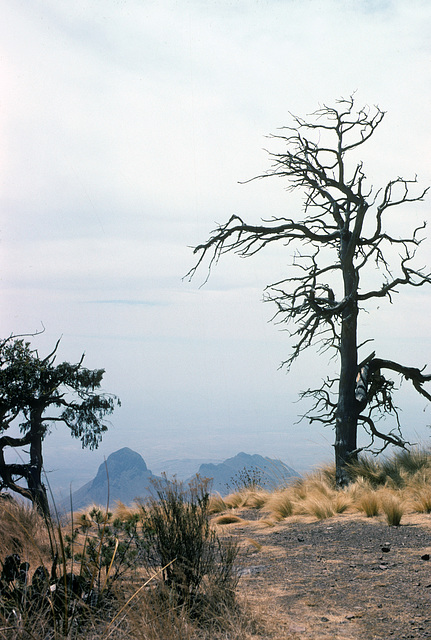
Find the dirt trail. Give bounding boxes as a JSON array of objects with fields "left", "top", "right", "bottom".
[{"left": 231, "top": 512, "right": 431, "bottom": 639}]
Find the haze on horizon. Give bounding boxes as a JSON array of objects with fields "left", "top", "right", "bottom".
[{"left": 1, "top": 1, "right": 431, "bottom": 492}]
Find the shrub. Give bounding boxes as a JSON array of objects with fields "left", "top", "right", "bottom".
[
  {"left": 228, "top": 466, "right": 265, "bottom": 492},
  {"left": 64, "top": 505, "right": 152, "bottom": 598},
  {"left": 139, "top": 475, "right": 240, "bottom": 616}
]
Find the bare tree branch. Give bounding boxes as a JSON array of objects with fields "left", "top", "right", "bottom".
[{"left": 188, "top": 96, "right": 430, "bottom": 485}]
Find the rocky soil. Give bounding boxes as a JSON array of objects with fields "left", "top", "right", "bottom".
[{"left": 229, "top": 512, "right": 431, "bottom": 639}]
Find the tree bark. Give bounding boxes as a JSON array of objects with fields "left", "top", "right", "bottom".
[
  {"left": 335, "top": 238, "right": 359, "bottom": 486},
  {"left": 27, "top": 406, "right": 50, "bottom": 518}
]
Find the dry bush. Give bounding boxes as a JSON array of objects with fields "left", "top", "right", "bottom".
[{"left": 139, "top": 476, "right": 240, "bottom": 615}]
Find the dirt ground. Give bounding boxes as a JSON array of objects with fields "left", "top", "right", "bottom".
[{"left": 229, "top": 511, "right": 431, "bottom": 640}]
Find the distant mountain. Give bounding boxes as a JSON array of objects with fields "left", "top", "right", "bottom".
[
  {"left": 196, "top": 452, "right": 300, "bottom": 496},
  {"left": 150, "top": 458, "right": 221, "bottom": 480},
  {"left": 59, "top": 449, "right": 300, "bottom": 511},
  {"left": 62, "top": 447, "right": 160, "bottom": 511}
]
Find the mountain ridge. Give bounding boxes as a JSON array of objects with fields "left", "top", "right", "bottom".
[{"left": 60, "top": 448, "right": 300, "bottom": 511}]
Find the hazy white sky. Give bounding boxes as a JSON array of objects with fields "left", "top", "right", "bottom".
[{"left": 1, "top": 0, "right": 431, "bottom": 486}]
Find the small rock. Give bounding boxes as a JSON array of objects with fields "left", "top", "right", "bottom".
[
  {"left": 289, "top": 622, "right": 306, "bottom": 633},
  {"left": 321, "top": 616, "right": 329, "bottom": 622},
  {"left": 297, "top": 535, "right": 304, "bottom": 542},
  {"left": 381, "top": 544, "right": 391, "bottom": 553},
  {"left": 420, "top": 553, "right": 430, "bottom": 561}
]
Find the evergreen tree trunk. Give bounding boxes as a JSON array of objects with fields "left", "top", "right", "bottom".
[{"left": 28, "top": 407, "right": 50, "bottom": 518}]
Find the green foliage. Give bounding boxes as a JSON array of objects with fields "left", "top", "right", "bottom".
[
  {"left": 65, "top": 506, "right": 152, "bottom": 595},
  {"left": 0, "top": 503, "right": 154, "bottom": 636},
  {"left": 0, "top": 335, "right": 119, "bottom": 515},
  {"left": 0, "top": 337, "right": 119, "bottom": 449}
]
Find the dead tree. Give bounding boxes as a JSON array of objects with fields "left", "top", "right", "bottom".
[{"left": 187, "top": 96, "right": 431, "bottom": 486}]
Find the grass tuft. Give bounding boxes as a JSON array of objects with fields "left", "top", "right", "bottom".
[
  {"left": 265, "top": 490, "right": 294, "bottom": 520},
  {"left": 213, "top": 514, "right": 245, "bottom": 525},
  {"left": 357, "top": 492, "right": 380, "bottom": 517},
  {"left": 301, "top": 496, "right": 335, "bottom": 520},
  {"left": 380, "top": 492, "right": 404, "bottom": 526},
  {"left": 209, "top": 493, "right": 228, "bottom": 514}
]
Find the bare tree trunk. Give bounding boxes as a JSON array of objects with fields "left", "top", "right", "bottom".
[{"left": 335, "top": 245, "right": 359, "bottom": 486}]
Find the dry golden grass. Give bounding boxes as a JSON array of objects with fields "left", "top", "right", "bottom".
[
  {"left": 298, "top": 495, "right": 335, "bottom": 519},
  {"left": 411, "top": 487, "right": 431, "bottom": 513},
  {"left": 240, "top": 489, "right": 269, "bottom": 510},
  {"left": 209, "top": 493, "right": 227, "bottom": 513},
  {"left": 212, "top": 449, "right": 431, "bottom": 526},
  {"left": 114, "top": 499, "right": 139, "bottom": 520},
  {"left": 213, "top": 514, "right": 245, "bottom": 525},
  {"left": 223, "top": 491, "right": 247, "bottom": 509},
  {"left": 0, "top": 498, "right": 52, "bottom": 568},
  {"left": 264, "top": 489, "right": 294, "bottom": 521},
  {"left": 357, "top": 491, "right": 380, "bottom": 517},
  {"left": 379, "top": 490, "right": 405, "bottom": 526}
]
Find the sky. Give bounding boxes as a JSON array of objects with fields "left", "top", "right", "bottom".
[{"left": 1, "top": 0, "right": 431, "bottom": 491}]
